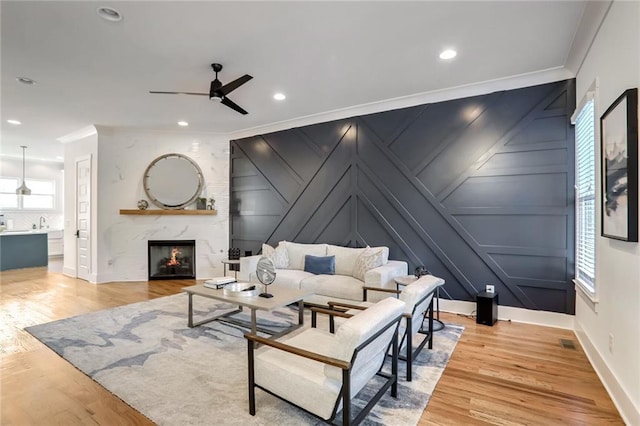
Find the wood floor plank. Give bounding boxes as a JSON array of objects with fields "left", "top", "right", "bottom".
[{"left": 0, "top": 265, "right": 624, "bottom": 425}]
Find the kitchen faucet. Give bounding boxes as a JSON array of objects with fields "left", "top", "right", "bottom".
[{"left": 39, "top": 216, "right": 46, "bottom": 229}]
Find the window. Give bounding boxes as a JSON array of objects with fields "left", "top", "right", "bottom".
[
  {"left": 573, "top": 96, "right": 596, "bottom": 293},
  {"left": 0, "top": 177, "right": 55, "bottom": 210},
  {"left": 0, "top": 177, "right": 19, "bottom": 209}
]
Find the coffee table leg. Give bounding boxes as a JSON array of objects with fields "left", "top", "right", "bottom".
[
  {"left": 251, "top": 308, "right": 257, "bottom": 334},
  {"left": 188, "top": 293, "right": 194, "bottom": 328}
]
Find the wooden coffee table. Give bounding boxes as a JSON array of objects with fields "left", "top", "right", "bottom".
[{"left": 182, "top": 284, "right": 312, "bottom": 338}]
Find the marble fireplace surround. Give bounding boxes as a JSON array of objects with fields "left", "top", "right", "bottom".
[{"left": 64, "top": 128, "right": 230, "bottom": 283}]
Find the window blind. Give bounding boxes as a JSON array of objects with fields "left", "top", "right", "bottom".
[{"left": 574, "top": 99, "right": 596, "bottom": 291}]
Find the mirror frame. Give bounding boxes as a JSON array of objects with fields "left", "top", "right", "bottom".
[{"left": 143, "top": 153, "right": 204, "bottom": 210}]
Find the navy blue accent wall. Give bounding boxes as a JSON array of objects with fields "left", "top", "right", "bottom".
[{"left": 231, "top": 79, "right": 576, "bottom": 314}]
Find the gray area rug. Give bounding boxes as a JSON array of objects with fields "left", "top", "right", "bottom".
[{"left": 26, "top": 293, "right": 463, "bottom": 425}]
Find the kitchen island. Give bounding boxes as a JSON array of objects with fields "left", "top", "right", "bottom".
[{"left": 0, "top": 230, "right": 48, "bottom": 271}]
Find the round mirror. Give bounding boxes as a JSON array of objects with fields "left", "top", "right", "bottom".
[
  {"left": 256, "top": 256, "right": 276, "bottom": 298},
  {"left": 143, "top": 153, "right": 204, "bottom": 209}
]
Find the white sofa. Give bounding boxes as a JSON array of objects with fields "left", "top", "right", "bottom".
[{"left": 239, "top": 242, "right": 408, "bottom": 305}]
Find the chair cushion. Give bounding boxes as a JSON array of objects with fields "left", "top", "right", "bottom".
[
  {"left": 327, "top": 245, "right": 367, "bottom": 276},
  {"left": 399, "top": 275, "right": 443, "bottom": 315},
  {"left": 304, "top": 255, "right": 336, "bottom": 275},
  {"left": 255, "top": 329, "right": 342, "bottom": 420},
  {"left": 325, "top": 297, "right": 405, "bottom": 392},
  {"left": 285, "top": 242, "right": 328, "bottom": 270},
  {"left": 300, "top": 274, "right": 363, "bottom": 300}
]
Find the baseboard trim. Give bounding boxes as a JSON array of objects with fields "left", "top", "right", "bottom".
[
  {"left": 94, "top": 272, "right": 113, "bottom": 284},
  {"left": 574, "top": 322, "right": 640, "bottom": 426},
  {"left": 62, "top": 266, "right": 76, "bottom": 277},
  {"left": 438, "top": 298, "right": 575, "bottom": 329}
]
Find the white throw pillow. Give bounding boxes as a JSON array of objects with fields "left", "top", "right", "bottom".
[
  {"left": 261, "top": 242, "right": 289, "bottom": 269},
  {"left": 352, "top": 246, "right": 385, "bottom": 281},
  {"left": 262, "top": 243, "right": 275, "bottom": 259},
  {"left": 273, "top": 241, "right": 290, "bottom": 268}
]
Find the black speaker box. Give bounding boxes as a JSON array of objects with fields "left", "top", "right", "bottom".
[{"left": 476, "top": 291, "right": 498, "bottom": 326}]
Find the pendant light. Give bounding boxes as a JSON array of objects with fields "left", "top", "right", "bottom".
[{"left": 16, "top": 145, "right": 31, "bottom": 196}]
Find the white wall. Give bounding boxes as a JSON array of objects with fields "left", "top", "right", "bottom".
[
  {"left": 574, "top": 2, "right": 640, "bottom": 424},
  {"left": 0, "top": 157, "right": 64, "bottom": 230},
  {"left": 93, "top": 127, "right": 229, "bottom": 283}
]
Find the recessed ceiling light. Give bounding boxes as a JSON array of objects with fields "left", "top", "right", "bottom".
[
  {"left": 97, "top": 6, "right": 123, "bottom": 22},
  {"left": 16, "top": 77, "right": 36, "bottom": 85},
  {"left": 273, "top": 93, "right": 286, "bottom": 101},
  {"left": 439, "top": 49, "right": 457, "bottom": 60},
  {"left": 7, "top": 119, "right": 21, "bottom": 125},
  {"left": 178, "top": 121, "right": 189, "bottom": 127}
]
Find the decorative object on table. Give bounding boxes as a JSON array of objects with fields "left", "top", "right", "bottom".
[
  {"left": 255, "top": 256, "right": 276, "bottom": 298},
  {"left": 16, "top": 146, "right": 31, "bottom": 195},
  {"left": 137, "top": 199, "right": 149, "bottom": 210},
  {"left": 223, "top": 283, "right": 258, "bottom": 297},
  {"left": 196, "top": 197, "right": 207, "bottom": 210},
  {"left": 414, "top": 265, "right": 430, "bottom": 278},
  {"left": 228, "top": 247, "right": 240, "bottom": 260},
  {"left": 203, "top": 276, "right": 236, "bottom": 289},
  {"left": 143, "top": 153, "right": 204, "bottom": 210},
  {"left": 227, "top": 247, "right": 241, "bottom": 275},
  {"left": 208, "top": 197, "right": 215, "bottom": 210},
  {"left": 600, "top": 88, "right": 638, "bottom": 242}
]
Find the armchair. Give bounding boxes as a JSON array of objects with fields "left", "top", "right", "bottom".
[
  {"left": 313, "top": 274, "right": 444, "bottom": 381},
  {"left": 245, "top": 297, "right": 405, "bottom": 425}
]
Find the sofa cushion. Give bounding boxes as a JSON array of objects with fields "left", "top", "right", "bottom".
[
  {"left": 300, "top": 274, "right": 363, "bottom": 300},
  {"left": 273, "top": 269, "right": 315, "bottom": 290},
  {"left": 285, "top": 242, "right": 328, "bottom": 270},
  {"left": 262, "top": 242, "right": 289, "bottom": 269},
  {"left": 327, "top": 245, "right": 367, "bottom": 276},
  {"left": 304, "top": 255, "right": 335, "bottom": 275},
  {"left": 352, "top": 247, "right": 386, "bottom": 280}
]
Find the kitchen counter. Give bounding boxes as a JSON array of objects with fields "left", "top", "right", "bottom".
[
  {"left": 0, "top": 231, "right": 48, "bottom": 270},
  {"left": 0, "top": 229, "right": 49, "bottom": 236}
]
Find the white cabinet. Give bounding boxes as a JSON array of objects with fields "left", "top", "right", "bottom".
[{"left": 47, "top": 230, "right": 64, "bottom": 256}]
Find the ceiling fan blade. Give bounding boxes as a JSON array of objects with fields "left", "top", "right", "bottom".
[
  {"left": 220, "top": 97, "right": 248, "bottom": 115},
  {"left": 149, "top": 91, "right": 209, "bottom": 96},
  {"left": 219, "top": 74, "right": 253, "bottom": 96}
]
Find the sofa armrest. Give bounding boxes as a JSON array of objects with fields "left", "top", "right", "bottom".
[
  {"left": 364, "top": 260, "right": 408, "bottom": 302},
  {"left": 239, "top": 255, "right": 261, "bottom": 282}
]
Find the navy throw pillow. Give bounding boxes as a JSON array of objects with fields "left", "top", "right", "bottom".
[{"left": 304, "top": 255, "right": 335, "bottom": 275}]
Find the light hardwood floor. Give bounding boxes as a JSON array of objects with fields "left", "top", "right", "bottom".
[{"left": 1, "top": 266, "right": 624, "bottom": 425}]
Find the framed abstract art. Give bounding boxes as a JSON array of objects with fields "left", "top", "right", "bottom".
[{"left": 600, "top": 88, "right": 638, "bottom": 242}]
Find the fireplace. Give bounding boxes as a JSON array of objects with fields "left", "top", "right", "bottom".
[{"left": 148, "top": 240, "right": 195, "bottom": 280}]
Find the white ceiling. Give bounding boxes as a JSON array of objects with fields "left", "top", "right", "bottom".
[{"left": 1, "top": 1, "right": 590, "bottom": 161}]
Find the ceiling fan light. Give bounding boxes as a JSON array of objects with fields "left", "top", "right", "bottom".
[{"left": 210, "top": 95, "right": 222, "bottom": 102}]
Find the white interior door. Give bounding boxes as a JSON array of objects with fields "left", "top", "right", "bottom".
[{"left": 76, "top": 156, "right": 91, "bottom": 281}]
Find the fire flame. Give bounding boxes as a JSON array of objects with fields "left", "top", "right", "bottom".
[{"left": 167, "top": 247, "right": 181, "bottom": 266}]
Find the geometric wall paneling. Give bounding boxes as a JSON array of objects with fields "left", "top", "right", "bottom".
[{"left": 230, "top": 79, "right": 576, "bottom": 313}]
